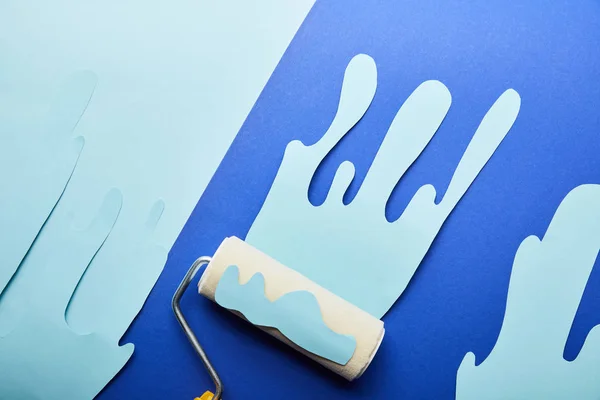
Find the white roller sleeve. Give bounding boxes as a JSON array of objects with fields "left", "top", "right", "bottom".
[{"left": 198, "top": 236, "right": 385, "bottom": 381}]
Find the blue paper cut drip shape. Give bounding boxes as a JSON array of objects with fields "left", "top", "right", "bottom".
[
  {"left": 216, "top": 265, "right": 357, "bottom": 365},
  {"left": 0, "top": 71, "right": 95, "bottom": 294},
  {"left": 246, "top": 54, "right": 521, "bottom": 318},
  {"left": 456, "top": 184, "right": 600, "bottom": 400},
  {"left": 0, "top": 190, "right": 128, "bottom": 399},
  {"left": 0, "top": 188, "right": 167, "bottom": 399},
  {"left": 65, "top": 199, "right": 167, "bottom": 343}
]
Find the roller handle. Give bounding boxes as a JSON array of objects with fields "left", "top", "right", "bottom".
[{"left": 172, "top": 256, "right": 223, "bottom": 400}]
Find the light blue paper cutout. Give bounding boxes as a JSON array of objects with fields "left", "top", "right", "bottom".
[
  {"left": 456, "top": 184, "right": 600, "bottom": 400},
  {"left": 0, "top": 71, "right": 95, "bottom": 294},
  {"left": 0, "top": 190, "right": 167, "bottom": 397},
  {"left": 246, "top": 54, "right": 521, "bottom": 318},
  {"left": 0, "top": 0, "right": 315, "bottom": 250},
  {"left": 216, "top": 265, "right": 357, "bottom": 365},
  {"left": 0, "top": 0, "right": 313, "bottom": 358},
  {"left": 0, "top": 2, "right": 314, "bottom": 396},
  {"left": 66, "top": 199, "right": 167, "bottom": 342},
  {"left": 0, "top": 189, "right": 135, "bottom": 400}
]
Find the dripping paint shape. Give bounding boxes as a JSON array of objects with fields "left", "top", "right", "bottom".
[
  {"left": 457, "top": 184, "right": 600, "bottom": 400},
  {"left": 0, "top": 71, "right": 96, "bottom": 294},
  {"left": 246, "top": 53, "right": 521, "bottom": 318}
]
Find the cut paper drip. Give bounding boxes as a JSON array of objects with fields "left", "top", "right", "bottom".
[
  {"left": 0, "top": 1, "right": 314, "bottom": 396},
  {"left": 0, "top": 0, "right": 315, "bottom": 252},
  {"left": 0, "top": 189, "right": 167, "bottom": 399},
  {"left": 216, "top": 265, "right": 357, "bottom": 365},
  {"left": 65, "top": 199, "right": 168, "bottom": 341},
  {"left": 0, "top": 71, "right": 95, "bottom": 294},
  {"left": 0, "top": 70, "right": 169, "bottom": 397},
  {"left": 0, "top": 190, "right": 132, "bottom": 399},
  {"left": 246, "top": 54, "right": 521, "bottom": 318},
  {"left": 456, "top": 184, "right": 600, "bottom": 400}
]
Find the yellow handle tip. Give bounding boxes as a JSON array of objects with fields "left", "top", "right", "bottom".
[{"left": 195, "top": 391, "right": 214, "bottom": 400}]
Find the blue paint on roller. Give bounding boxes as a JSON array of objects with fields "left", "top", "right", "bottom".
[{"left": 215, "top": 265, "right": 357, "bottom": 365}]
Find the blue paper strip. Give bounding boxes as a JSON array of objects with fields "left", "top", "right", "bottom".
[{"left": 457, "top": 184, "right": 600, "bottom": 399}]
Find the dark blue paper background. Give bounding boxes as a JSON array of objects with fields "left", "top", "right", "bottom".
[{"left": 99, "top": 0, "right": 600, "bottom": 398}]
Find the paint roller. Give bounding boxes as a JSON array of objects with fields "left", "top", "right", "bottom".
[{"left": 172, "top": 236, "right": 385, "bottom": 399}]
